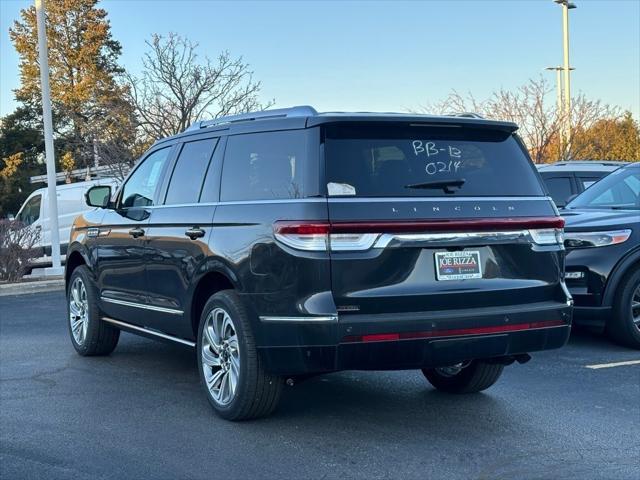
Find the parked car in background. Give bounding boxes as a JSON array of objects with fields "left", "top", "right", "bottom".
[
  {"left": 65, "top": 106, "right": 572, "bottom": 420},
  {"left": 537, "top": 161, "right": 628, "bottom": 207},
  {"left": 15, "top": 178, "right": 118, "bottom": 269},
  {"left": 563, "top": 162, "right": 640, "bottom": 348}
]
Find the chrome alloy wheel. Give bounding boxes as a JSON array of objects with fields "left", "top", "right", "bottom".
[
  {"left": 632, "top": 284, "right": 640, "bottom": 331},
  {"left": 69, "top": 277, "right": 89, "bottom": 345},
  {"left": 201, "top": 307, "right": 240, "bottom": 406}
]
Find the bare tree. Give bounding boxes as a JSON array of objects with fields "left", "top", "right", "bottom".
[
  {"left": 417, "top": 77, "right": 622, "bottom": 163},
  {"left": 0, "top": 220, "right": 41, "bottom": 282},
  {"left": 126, "top": 33, "right": 274, "bottom": 141}
]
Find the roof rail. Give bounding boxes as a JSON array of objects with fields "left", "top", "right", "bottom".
[
  {"left": 185, "top": 105, "right": 318, "bottom": 131},
  {"left": 453, "top": 112, "right": 485, "bottom": 119}
]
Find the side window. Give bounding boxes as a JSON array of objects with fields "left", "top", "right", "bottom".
[
  {"left": 120, "top": 147, "right": 171, "bottom": 208},
  {"left": 543, "top": 177, "right": 573, "bottom": 206},
  {"left": 165, "top": 138, "right": 218, "bottom": 205},
  {"left": 579, "top": 177, "right": 601, "bottom": 190},
  {"left": 220, "top": 131, "right": 306, "bottom": 201},
  {"left": 592, "top": 175, "right": 639, "bottom": 205},
  {"left": 17, "top": 194, "right": 42, "bottom": 225}
]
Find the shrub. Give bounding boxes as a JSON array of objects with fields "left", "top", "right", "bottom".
[{"left": 0, "top": 219, "right": 41, "bottom": 282}]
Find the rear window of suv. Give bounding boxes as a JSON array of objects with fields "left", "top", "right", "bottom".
[{"left": 324, "top": 124, "right": 544, "bottom": 197}]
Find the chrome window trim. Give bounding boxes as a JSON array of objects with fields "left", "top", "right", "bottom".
[
  {"left": 145, "top": 198, "right": 328, "bottom": 209},
  {"left": 101, "top": 317, "right": 195, "bottom": 347},
  {"left": 100, "top": 297, "right": 183, "bottom": 315},
  {"left": 259, "top": 315, "right": 338, "bottom": 323}
]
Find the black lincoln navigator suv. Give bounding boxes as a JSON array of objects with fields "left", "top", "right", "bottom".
[{"left": 66, "top": 106, "right": 573, "bottom": 420}]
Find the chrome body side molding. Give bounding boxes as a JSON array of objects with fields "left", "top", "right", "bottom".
[
  {"left": 259, "top": 315, "right": 338, "bottom": 323},
  {"left": 101, "top": 317, "right": 195, "bottom": 347},
  {"left": 100, "top": 296, "right": 183, "bottom": 315}
]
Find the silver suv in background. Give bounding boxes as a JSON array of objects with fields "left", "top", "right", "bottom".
[{"left": 537, "top": 161, "right": 628, "bottom": 207}]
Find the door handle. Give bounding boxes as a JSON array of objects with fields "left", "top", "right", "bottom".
[
  {"left": 185, "top": 227, "right": 205, "bottom": 240},
  {"left": 128, "top": 227, "right": 145, "bottom": 238}
]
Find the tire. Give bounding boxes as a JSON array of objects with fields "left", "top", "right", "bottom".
[
  {"left": 422, "top": 361, "right": 504, "bottom": 394},
  {"left": 606, "top": 267, "right": 640, "bottom": 349},
  {"left": 67, "top": 265, "right": 120, "bottom": 356},
  {"left": 197, "top": 290, "right": 282, "bottom": 421}
]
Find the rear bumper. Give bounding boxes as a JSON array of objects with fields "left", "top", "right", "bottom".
[{"left": 257, "top": 301, "right": 572, "bottom": 375}]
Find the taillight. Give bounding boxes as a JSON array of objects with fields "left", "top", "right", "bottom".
[
  {"left": 529, "top": 228, "right": 564, "bottom": 245},
  {"left": 274, "top": 222, "right": 379, "bottom": 252},
  {"left": 273, "top": 222, "right": 330, "bottom": 251},
  {"left": 274, "top": 217, "right": 565, "bottom": 251}
]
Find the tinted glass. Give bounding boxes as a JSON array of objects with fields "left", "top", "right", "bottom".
[
  {"left": 221, "top": 131, "right": 306, "bottom": 201},
  {"left": 578, "top": 176, "right": 602, "bottom": 190},
  {"left": 324, "top": 125, "right": 544, "bottom": 197},
  {"left": 544, "top": 177, "right": 573, "bottom": 206},
  {"left": 121, "top": 147, "right": 171, "bottom": 208},
  {"left": 17, "top": 195, "right": 41, "bottom": 225},
  {"left": 165, "top": 138, "right": 218, "bottom": 205},
  {"left": 567, "top": 167, "right": 640, "bottom": 210}
]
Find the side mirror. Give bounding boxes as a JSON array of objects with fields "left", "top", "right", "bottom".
[
  {"left": 7, "top": 213, "right": 15, "bottom": 221},
  {"left": 85, "top": 185, "right": 112, "bottom": 208}
]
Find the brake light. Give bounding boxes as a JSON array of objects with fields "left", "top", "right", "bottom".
[
  {"left": 273, "top": 222, "right": 330, "bottom": 251},
  {"left": 274, "top": 222, "right": 379, "bottom": 252}
]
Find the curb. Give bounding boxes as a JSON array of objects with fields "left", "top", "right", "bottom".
[{"left": 0, "top": 278, "right": 65, "bottom": 297}]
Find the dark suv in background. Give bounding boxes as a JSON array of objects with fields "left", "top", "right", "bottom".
[
  {"left": 563, "top": 162, "right": 640, "bottom": 348},
  {"left": 537, "top": 161, "right": 628, "bottom": 207},
  {"left": 66, "top": 106, "right": 572, "bottom": 420}
]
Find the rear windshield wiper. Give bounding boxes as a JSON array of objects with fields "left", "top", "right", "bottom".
[{"left": 404, "top": 178, "right": 466, "bottom": 194}]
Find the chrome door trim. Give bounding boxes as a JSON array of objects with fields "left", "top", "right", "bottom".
[
  {"left": 259, "top": 315, "right": 338, "bottom": 323},
  {"left": 101, "top": 317, "right": 195, "bottom": 347},
  {"left": 100, "top": 296, "right": 183, "bottom": 315}
]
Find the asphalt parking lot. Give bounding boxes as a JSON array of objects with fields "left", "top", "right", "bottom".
[{"left": 1, "top": 291, "right": 639, "bottom": 480}]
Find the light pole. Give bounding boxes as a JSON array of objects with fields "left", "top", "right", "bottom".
[
  {"left": 554, "top": 0, "right": 577, "bottom": 154},
  {"left": 35, "top": 0, "right": 63, "bottom": 275},
  {"left": 545, "top": 66, "right": 564, "bottom": 119},
  {"left": 545, "top": 65, "right": 575, "bottom": 150}
]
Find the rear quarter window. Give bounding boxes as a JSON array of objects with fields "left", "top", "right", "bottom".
[
  {"left": 324, "top": 124, "right": 544, "bottom": 197},
  {"left": 220, "top": 130, "right": 307, "bottom": 201}
]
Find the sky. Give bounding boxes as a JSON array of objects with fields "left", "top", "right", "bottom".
[{"left": 0, "top": 0, "right": 639, "bottom": 119}]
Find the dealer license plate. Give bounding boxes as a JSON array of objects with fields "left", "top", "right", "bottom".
[{"left": 434, "top": 251, "right": 482, "bottom": 281}]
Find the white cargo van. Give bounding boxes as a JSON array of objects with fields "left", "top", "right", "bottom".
[{"left": 14, "top": 178, "right": 118, "bottom": 268}]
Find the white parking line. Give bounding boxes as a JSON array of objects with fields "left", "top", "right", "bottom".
[{"left": 585, "top": 359, "right": 640, "bottom": 370}]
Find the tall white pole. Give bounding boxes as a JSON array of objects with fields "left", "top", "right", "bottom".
[
  {"left": 35, "top": 0, "right": 62, "bottom": 274},
  {"left": 555, "top": 68, "right": 564, "bottom": 148},
  {"left": 562, "top": 3, "right": 572, "bottom": 153}
]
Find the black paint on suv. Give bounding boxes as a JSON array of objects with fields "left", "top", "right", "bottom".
[{"left": 66, "top": 106, "right": 573, "bottom": 420}]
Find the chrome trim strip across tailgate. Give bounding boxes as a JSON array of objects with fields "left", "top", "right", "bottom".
[{"left": 374, "top": 230, "right": 529, "bottom": 248}]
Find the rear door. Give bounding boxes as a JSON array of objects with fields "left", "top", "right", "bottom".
[
  {"left": 323, "top": 123, "right": 563, "bottom": 316},
  {"left": 143, "top": 136, "right": 221, "bottom": 337}
]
